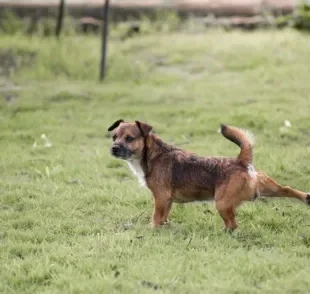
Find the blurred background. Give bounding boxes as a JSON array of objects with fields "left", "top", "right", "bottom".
[{"left": 1, "top": 1, "right": 310, "bottom": 37}]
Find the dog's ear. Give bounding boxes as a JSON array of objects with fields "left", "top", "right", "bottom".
[
  {"left": 107, "top": 119, "right": 124, "bottom": 131},
  {"left": 135, "top": 121, "right": 153, "bottom": 137}
]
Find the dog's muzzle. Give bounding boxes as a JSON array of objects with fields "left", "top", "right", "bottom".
[{"left": 110, "top": 144, "right": 132, "bottom": 159}]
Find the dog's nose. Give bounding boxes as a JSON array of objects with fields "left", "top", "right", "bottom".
[{"left": 111, "top": 145, "right": 120, "bottom": 155}]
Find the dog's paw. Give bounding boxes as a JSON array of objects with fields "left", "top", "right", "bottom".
[
  {"left": 151, "top": 220, "right": 171, "bottom": 228},
  {"left": 306, "top": 194, "right": 310, "bottom": 205},
  {"left": 151, "top": 222, "right": 163, "bottom": 228},
  {"left": 223, "top": 227, "right": 237, "bottom": 234}
]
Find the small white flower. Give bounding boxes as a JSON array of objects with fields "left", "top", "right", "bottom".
[
  {"left": 41, "top": 133, "right": 52, "bottom": 148},
  {"left": 284, "top": 120, "right": 292, "bottom": 128}
]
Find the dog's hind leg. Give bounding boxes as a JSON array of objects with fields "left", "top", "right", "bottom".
[
  {"left": 257, "top": 171, "right": 310, "bottom": 205},
  {"left": 214, "top": 184, "right": 240, "bottom": 232},
  {"left": 215, "top": 173, "right": 256, "bottom": 232},
  {"left": 215, "top": 202, "right": 237, "bottom": 232}
]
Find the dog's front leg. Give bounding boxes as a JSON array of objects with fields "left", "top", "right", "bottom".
[{"left": 151, "top": 193, "right": 173, "bottom": 227}]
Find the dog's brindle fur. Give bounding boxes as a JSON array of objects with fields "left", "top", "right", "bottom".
[{"left": 108, "top": 119, "right": 310, "bottom": 231}]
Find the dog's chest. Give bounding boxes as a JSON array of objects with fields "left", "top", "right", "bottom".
[{"left": 126, "top": 159, "right": 146, "bottom": 187}]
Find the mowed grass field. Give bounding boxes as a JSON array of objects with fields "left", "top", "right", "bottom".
[{"left": 1, "top": 27, "right": 310, "bottom": 293}]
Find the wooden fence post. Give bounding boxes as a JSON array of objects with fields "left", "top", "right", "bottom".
[
  {"left": 99, "top": 0, "right": 110, "bottom": 81},
  {"left": 56, "top": 0, "right": 65, "bottom": 38}
]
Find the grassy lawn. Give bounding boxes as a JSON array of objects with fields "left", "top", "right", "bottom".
[{"left": 1, "top": 28, "right": 310, "bottom": 293}]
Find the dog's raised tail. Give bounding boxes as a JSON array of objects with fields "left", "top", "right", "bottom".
[{"left": 220, "top": 124, "right": 254, "bottom": 165}]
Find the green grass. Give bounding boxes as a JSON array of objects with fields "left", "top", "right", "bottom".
[{"left": 1, "top": 28, "right": 310, "bottom": 293}]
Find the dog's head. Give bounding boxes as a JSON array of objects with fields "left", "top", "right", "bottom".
[{"left": 107, "top": 119, "right": 153, "bottom": 160}]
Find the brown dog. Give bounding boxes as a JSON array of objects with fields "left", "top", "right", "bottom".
[{"left": 108, "top": 119, "right": 310, "bottom": 231}]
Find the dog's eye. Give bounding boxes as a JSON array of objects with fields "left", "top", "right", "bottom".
[
  {"left": 126, "top": 136, "right": 134, "bottom": 143},
  {"left": 112, "top": 135, "right": 117, "bottom": 141}
]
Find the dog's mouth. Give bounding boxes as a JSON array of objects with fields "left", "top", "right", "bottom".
[{"left": 110, "top": 146, "right": 132, "bottom": 160}]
